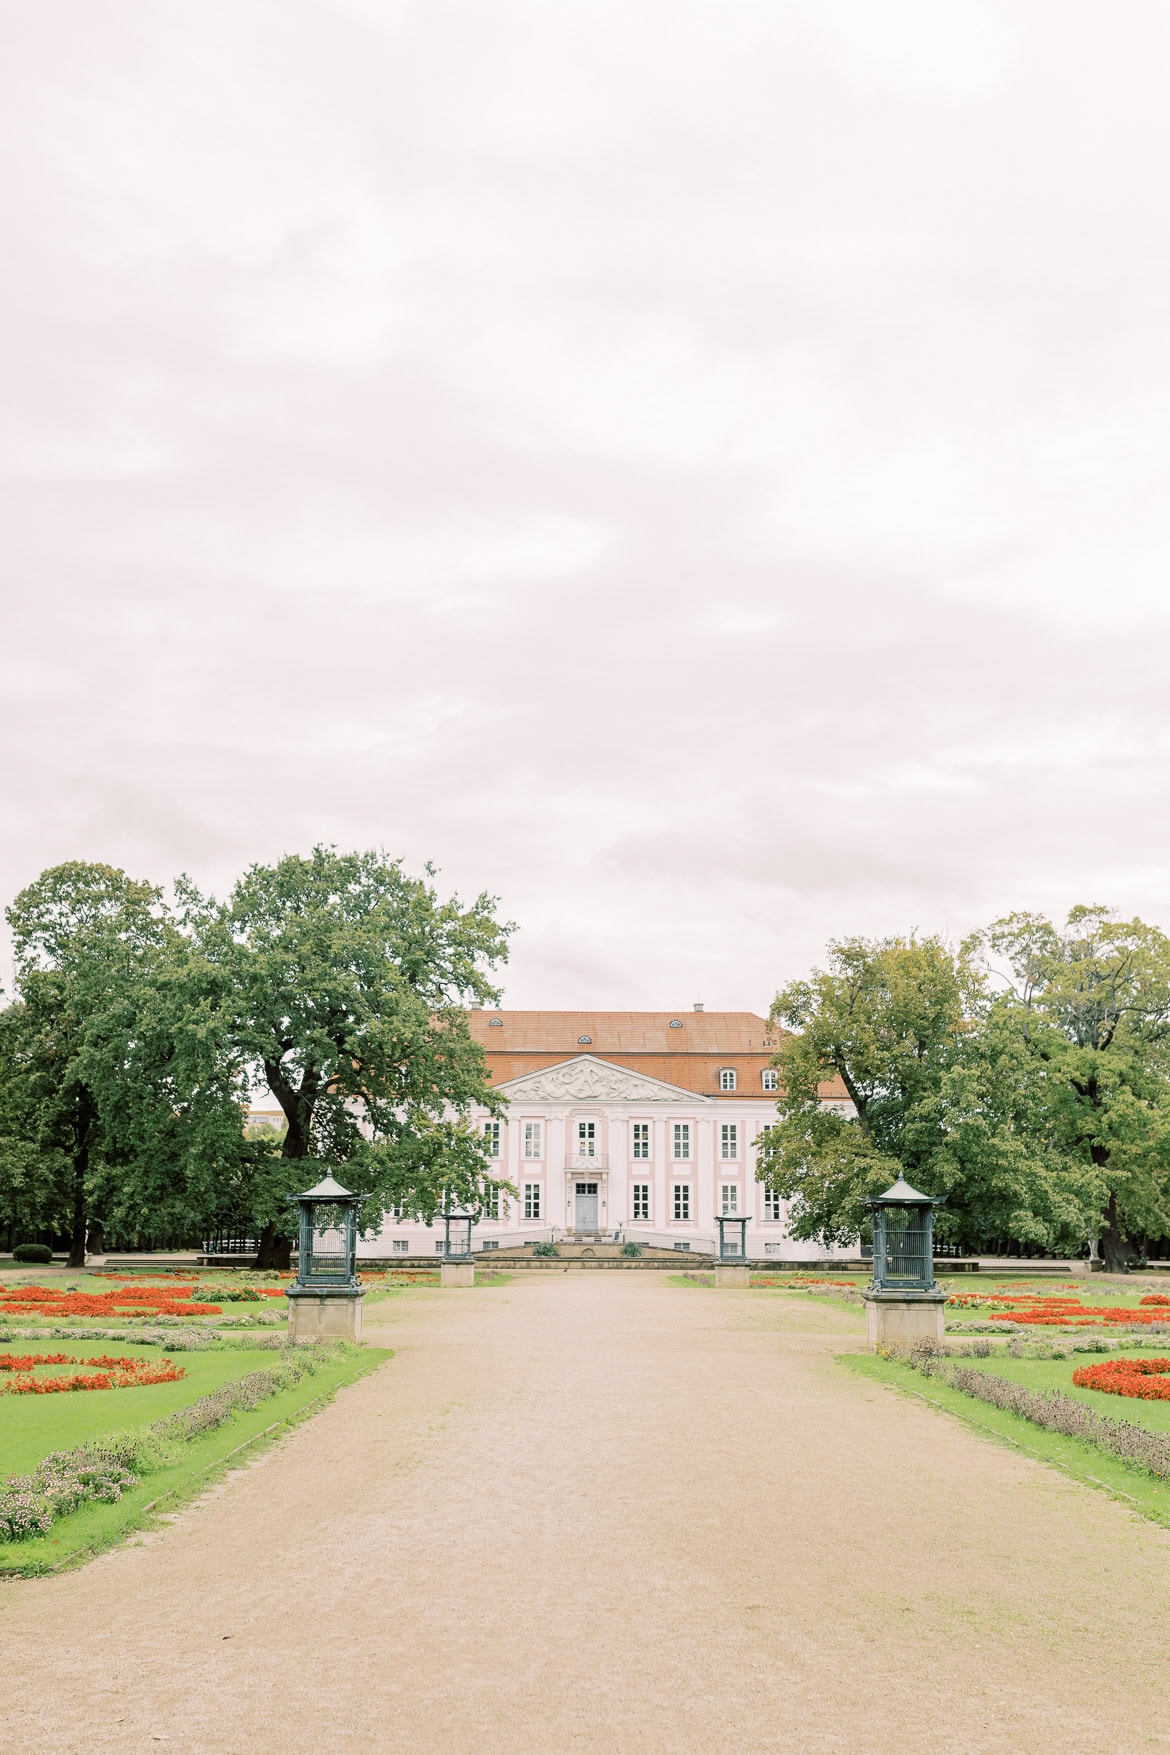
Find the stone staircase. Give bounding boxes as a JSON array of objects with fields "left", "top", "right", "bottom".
[{"left": 484, "top": 1239, "right": 715, "bottom": 1268}]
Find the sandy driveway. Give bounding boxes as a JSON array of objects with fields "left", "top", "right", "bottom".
[{"left": 4, "top": 1273, "right": 1170, "bottom": 1754}]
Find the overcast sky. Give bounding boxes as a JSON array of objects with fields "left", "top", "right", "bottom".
[{"left": 2, "top": 1, "right": 1169, "bottom": 1009}]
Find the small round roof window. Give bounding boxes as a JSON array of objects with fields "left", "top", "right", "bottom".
[
  {"left": 488, "top": 1017, "right": 503, "bottom": 1027},
  {"left": 669, "top": 1018, "right": 683, "bottom": 1028},
  {"left": 578, "top": 1034, "right": 592, "bottom": 1044}
]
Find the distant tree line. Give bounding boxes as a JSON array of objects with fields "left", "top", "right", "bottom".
[
  {"left": 0, "top": 849, "right": 513, "bottom": 1267},
  {"left": 758, "top": 908, "right": 1170, "bottom": 1272}
]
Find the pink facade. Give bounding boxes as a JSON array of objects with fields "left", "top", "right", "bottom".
[{"left": 364, "top": 1011, "right": 855, "bottom": 1261}]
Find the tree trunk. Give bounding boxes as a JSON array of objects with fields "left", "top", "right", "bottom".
[
  {"left": 67, "top": 1137, "right": 88, "bottom": 1268},
  {"left": 1100, "top": 1190, "right": 1134, "bottom": 1274},
  {"left": 254, "top": 1221, "right": 293, "bottom": 1272}
]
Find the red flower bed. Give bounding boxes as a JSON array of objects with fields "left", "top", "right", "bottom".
[
  {"left": 1072, "top": 1356, "right": 1170, "bottom": 1401},
  {"left": 1140, "top": 1295, "right": 1170, "bottom": 1308},
  {"left": 0, "top": 1283, "right": 222, "bottom": 1318},
  {"left": 947, "top": 1288, "right": 1170, "bottom": 1328},
  {"left": 0, "top": 1352, "right": 187, "bottom": 1394}
]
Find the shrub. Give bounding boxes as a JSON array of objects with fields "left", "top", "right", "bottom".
[
  {"left": 0, "top": 1447, "right": 139, "bottom": 1541},
  {"left": 12, "top": 1244, "right": 52, "bottom": 1264},
  {"left": 621, "top": 1242, "right": 643, "bottom": 1258},
  {"left": 533, "top": 1242, "right": 559, "bottom": 1258}
]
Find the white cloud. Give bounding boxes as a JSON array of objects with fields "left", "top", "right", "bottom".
[{"left": 1, "top": 0, "right": 1169, "bottom": 1005}]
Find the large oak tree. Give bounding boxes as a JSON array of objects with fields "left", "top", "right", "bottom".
[{"left": 182, "top": 847, "right": 514, "bottom": 1269}]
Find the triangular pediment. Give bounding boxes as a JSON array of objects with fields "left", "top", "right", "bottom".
[{"left": 495, "top": 1055, "right": 714, "bottom": 1105}]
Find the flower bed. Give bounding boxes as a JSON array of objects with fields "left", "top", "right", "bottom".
[
  {"left": 877, "top": 1340, "right": 1170, "bottom": 1479},
  {"left": 1072, "top": 1356, "right": 1170, "bottom": 1401},
  {"left": 946, "top": 1289, "right": 1170, "bottom": 1328},
  {"left": 0, "top": 1283, "right": 222, "bottom": 1319},
  {"left": 0, "top": 1353, "right": 187, "bottom": 1395},
  {"left": 0, "top": 1340, "right": 345, "bottom": 1543}
]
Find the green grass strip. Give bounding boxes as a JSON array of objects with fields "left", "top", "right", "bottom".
[
  {"left": 841, "top": 1351, "right": 1170, "bottom": 1529},
  {"left": 0, "top": 1344, "right": 390, "bottom": 1578}
]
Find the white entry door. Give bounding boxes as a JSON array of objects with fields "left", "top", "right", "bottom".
[{"left": 575, "top": 1181, "right": 599, "bottom": 1230}]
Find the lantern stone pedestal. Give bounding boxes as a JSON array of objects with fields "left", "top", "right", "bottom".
[
  {"left": 440, "top": 1261, "right": 476, "bottom": 1287},
  {"left": 714, "top": 1214, "right": 750, "bottom": 1287},
  {"left": 286, "top": 1286, "right": 365, "bottom": 1343},
  {"left": 863, "top": 1175, "right": 947, "bottom": 1352},
  {"left": 863, "top": 1288, "right": 946, "bottom": 1349},
  {"left": 284, "top": 1172, "right": 367, "bottom": 1346}
]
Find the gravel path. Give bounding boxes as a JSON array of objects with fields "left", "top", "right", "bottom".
[{"left": 5, "top": 1274, "right": 1170, "bottom": 1753}]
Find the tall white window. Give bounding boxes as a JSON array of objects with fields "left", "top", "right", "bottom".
[
  {"left": 632, "top": 1122, "right": 650, "bottom": 1160},
  {"left": 483, "top": 1120, "right": 501, "bottom": 1159},
  {"left": 632, "top": 1183, "right": 650, "bottom": 1220},
  {"left": 721, "top": 1184, "right": 739, "bottom": 1214},
  {"left": 481, "top": 1187, "right": 500, "bottom": 1220},
  {"left": 523, "top": 1121, "right": 542, "bottom": 1159},
  {"left": 673, "top": 1183, "right": 691, "bottom": 1221},
  {"left": 763, "top": 1188, "right": 784, "bottom": 1221},
  {"left": 720, "top": 1123, "right": 738, "bottom": 1159},
  {"left": 761, "top": 1068, "right": 778, "bottom": 1092},
  {"left": 524, "top": 1183, "right": 542, "bottom": 1220},
  {"left": 719, "top": 1068, "right": 737, "bottom": 1092},
  {"left": 577, "top": 1120, "right": 597, "bottom": 1158},
  {"left": 672, "top": 1122, "right": 691, "bottom": 1160}
]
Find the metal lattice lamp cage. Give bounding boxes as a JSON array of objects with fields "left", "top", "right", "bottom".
[
  {"left": 715, "top": 1213, "right": 750, "bottom": 1261},
  {"left": 442, "top": 1210, "right": 474, "bottom": 1261},
  {"left": 866, "top": 1178, "right": 942, "bottom": 1293},
  {"left": 289, "top": 1174, "right": 365, "bottom": 1289}
]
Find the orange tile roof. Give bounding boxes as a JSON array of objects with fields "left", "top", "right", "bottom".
[
  {"left": 468, "top": 1010, "right": 849, "bottom": 1103},
  {"left": 469, "top": 1010, "right": 778, "bottom": 1054}
]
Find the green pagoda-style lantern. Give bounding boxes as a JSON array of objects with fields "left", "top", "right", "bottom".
[
  {"left": 714, "top": 1213, "right": 751, "bottom": 1287},
  {"left": 440, "top": 1208, "right": 476, "bottom": 1286},
  {"left": 862, "top": 1176, "right": 946, "bottom": 1347},
  {"left": 285, "top": 1173, "right": 367, "bottom": 1342}
]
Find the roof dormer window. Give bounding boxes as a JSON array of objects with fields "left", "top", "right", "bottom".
[{"left": 719, "top": 1068, "right": 737, "bottom": 1092}]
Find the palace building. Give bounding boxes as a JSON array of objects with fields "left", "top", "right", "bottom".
[{"left": 365, "top": 1007, "right": 853, "bottom": 1260}]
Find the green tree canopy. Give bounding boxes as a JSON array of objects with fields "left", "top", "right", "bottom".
[
  {"left": 1, "top": 863, "right": 181, "bottom": 1264},
  {"left": 756, "top": 935, "right": 973, "bottom": 1246},
  {"left": 182, "top": 847, "right": 514, "bottom": 1268},
  {"left": 973, "top": 906, "right": 1170, "bottom": 1270}
]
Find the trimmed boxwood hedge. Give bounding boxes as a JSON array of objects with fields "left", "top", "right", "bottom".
[{"left": 12, "top": 1244, "right": 53, "bottom": 1264}]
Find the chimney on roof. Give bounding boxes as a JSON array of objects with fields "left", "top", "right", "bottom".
[{"left": 693, "top": 1001, "right": 704, "bottom": 1012}]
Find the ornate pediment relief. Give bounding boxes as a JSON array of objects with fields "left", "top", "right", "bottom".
[{"left": 495, "top": 1055, "right": 714, "bottom": 1106}]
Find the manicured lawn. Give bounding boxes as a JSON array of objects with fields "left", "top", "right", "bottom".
[
  {"left": 1, "top": 1341, "right": 291, "bottom": 1475},
  {"left": 933, "top": 1348, "right": 1170, "bottom": 1435},
  {"left": 843, "top": 1347, "right": 1170, "bottom": 1529},
  {"left": 2, "top": 1342, "right": 391, "bottom": 1576}
]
